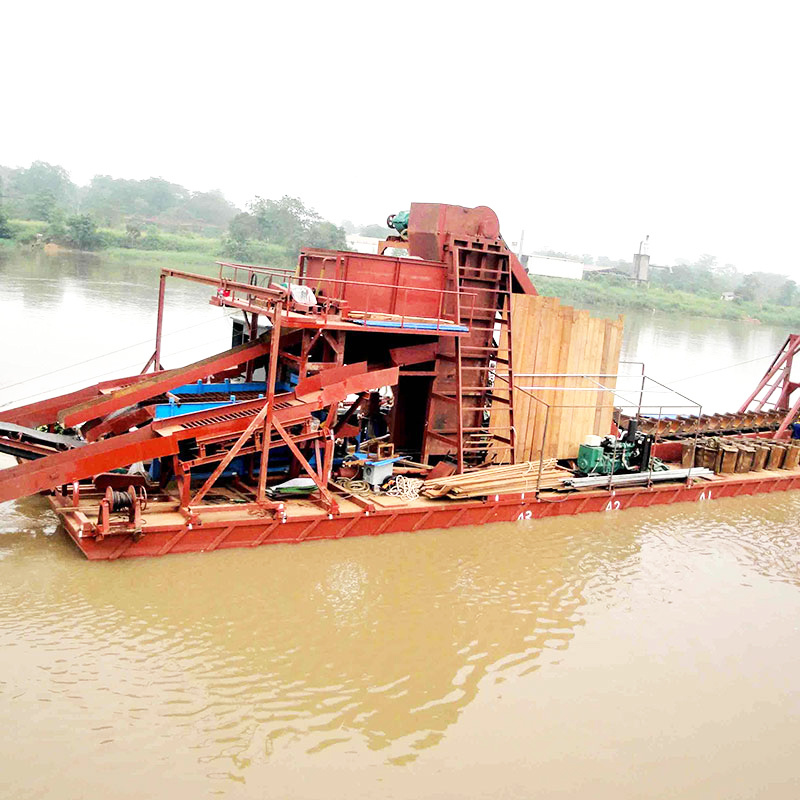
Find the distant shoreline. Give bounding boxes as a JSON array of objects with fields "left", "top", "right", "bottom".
[
  {"left": 532, "top": 275, "right": 796, "bottom": 328},
  {"left": 3, "top": 236, "right": 795, "bottom": 329}
]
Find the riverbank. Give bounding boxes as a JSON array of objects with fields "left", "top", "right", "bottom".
[
  {"left": 0, "top": 239, "right": 219, "bottom": 271},
  {"left": 533, "top": 275, "right": 800, "bottom": 327},
  {"left": 4, "top": 233, "right": 796, "bottom": 329},
  {"left": 1, "top": 218, "right": 296, "bottom": 273}
]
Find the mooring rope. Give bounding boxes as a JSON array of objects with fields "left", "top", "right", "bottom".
[
  {"left": 386, "top": 475, "right": 424, "bottom": 500},
  {"left": 334, "top": 477, "right": 370, "bottom": 496}
]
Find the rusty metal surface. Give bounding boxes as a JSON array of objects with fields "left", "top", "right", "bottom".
[
  {"left": 53, "top": 470, "right": 800, "bottom": 560},
  {"left": 0, "top": 365, "right": 399, "bottom": 504},
  {"left": 621, "top": 409, "right": 787, "bottom": 438},
  {"left": 407, "top": 203, "right": 537, "bottom": 296},
  {"left": 58, "top": 335, "right": 272, "bottom": 428}
]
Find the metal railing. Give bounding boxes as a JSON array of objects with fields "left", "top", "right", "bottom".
[
  {"left": 215, "top": 260, "right": 477, "bottom": 332},
  {"left": 491, "top": 368, "right": 703, "bottom": 495}
]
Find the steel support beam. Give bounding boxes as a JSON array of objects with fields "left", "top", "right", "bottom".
[{"left": 58, "top": 335, "right": 271, "bottom": 428}]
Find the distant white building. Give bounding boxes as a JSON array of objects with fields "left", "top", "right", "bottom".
[
  {"left": 345, "top": 234, "right": 381, "bottom": 254},
  {"left": 524, "top": 254, "right": 585, "bottom": 281}
]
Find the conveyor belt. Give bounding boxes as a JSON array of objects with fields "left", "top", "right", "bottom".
[
  {"left": 0, "top": 422, "right": 85, "bottom": 461},
  {"left": 57, "top": 335, "right": 272, "bottom": 428},
  {"left": 0, "top": 422, "right": 85, "bottom": 449},
  {"left": 0, "top": 363, "right": 399, "bottom": 504}
]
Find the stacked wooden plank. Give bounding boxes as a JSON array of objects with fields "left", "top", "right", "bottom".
[
  {"left": 490, "top": 295, "right": 624, "bottom": 462},
  {"left": 421, "top": 459, "right": 567, "bottom": 498}
]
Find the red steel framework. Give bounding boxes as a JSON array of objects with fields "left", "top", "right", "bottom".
[
  {"left": 2, "top": 202, "right": 800, "bottom": 559},
  {"left": 739, "top": 333, "right": 800, "bottom": 437}
]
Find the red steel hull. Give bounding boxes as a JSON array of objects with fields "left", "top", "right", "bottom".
[{"left": 52, "top": 470, "right": 800, "bottom": 560}]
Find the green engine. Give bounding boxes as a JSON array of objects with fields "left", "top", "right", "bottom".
[
  {"left": 577, "top": 439, "right": 637, "bottom": 475},
  {"left": 576, "top": 425, "right": 667, "bottom": 477}
]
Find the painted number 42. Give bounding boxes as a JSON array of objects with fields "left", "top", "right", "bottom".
[{"left": 605, "top": 491, "right": 712, "bottom": 511}]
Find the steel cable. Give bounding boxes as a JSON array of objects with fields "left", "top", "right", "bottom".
[
  {"left": 0, "top": 329, "right": 242, "bottom": 410},
  {"left": 0, "top": 310, "right": 240, "bottom": 394},
  {"left": 667, "top": 353, "right": 774, "bottom": 384}
]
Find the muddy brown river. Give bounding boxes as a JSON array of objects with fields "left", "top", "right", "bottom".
[{"left": 1, "top": 251, "right": 799, "bottom": 798}]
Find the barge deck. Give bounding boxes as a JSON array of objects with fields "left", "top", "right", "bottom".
[{"left": 51, "top": 465, "right": 800, "bottom": 560}]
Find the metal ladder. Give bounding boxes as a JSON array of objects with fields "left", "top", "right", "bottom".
[{"left": 424, "top": 240, "right": 517, "bottom": 471}]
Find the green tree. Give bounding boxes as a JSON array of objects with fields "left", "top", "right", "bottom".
[
  {"left": 82, "top": 175, "right": 190, "bottom": 220},
  {"left": 11, "top": 161, "right": 76, "bottom": 218},
  {"left": 223, "top": 197, "right": 346, "bottom": 263},
  {"left": 249, "top": 196, "right": 314, "bottom": 247},
  {"left": 737, "top": 271, "right": 791, "bottom": 305},
  {"left": 776, "top": 279, "right": 799, "bottom": 306},
  {"left": 137, "top": 177, "right": 188, "bottom": 216},
  {"left": 125, "top": 221, "right": 143, "bottom": 246},
  {"left": 45, "top": 206, "right": 67, "bottom": 241},
  {"left": 183, "top": 190, "right": 239, "bottom": 227},
  {"left": 306, "top": 220, "right": 346, "bottom": 250},
  {"left": 0, "top": 177, "right": 11, "bottom": 239},
  {"left": 738, "top": 273, "right": 763, "bottom": 303},
  {"left": 359, "top": 223, "right": 392, "bottom": 239},
  {"left": 0, "top": 205, "right": 11, "bottom": 239},
  {"left": 28, "top": 190, "right": 60, "bottom": 222},
  {"left": 63, "top": 214, "right": 104, "bottom": 250},
  {"left": 81, "top": 175, "right": 133, "bottom": 224},
  {"left": 228, "top": 212, "right": 261, "bottom": 241}
]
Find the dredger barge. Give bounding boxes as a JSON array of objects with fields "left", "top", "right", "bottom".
[{"left": 2, "top": 202, "right": 800, "bottom": 560}]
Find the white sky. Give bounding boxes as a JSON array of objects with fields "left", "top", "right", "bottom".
[{"left": 2, "top": 1, "right": 798, "bottom": 273}]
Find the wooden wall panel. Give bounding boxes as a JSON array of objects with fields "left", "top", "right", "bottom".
[{"left": 489, "top": 295, "right": 624, "bottom": 461}]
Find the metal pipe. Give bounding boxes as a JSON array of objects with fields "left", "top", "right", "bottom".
[
  {"left": 257, "top": 300, "right": 283, "bottom": 503},
  {"left": 154, "top": 273, "right": 167, "bottom": 372},
  {"left": 566, "top": 467, "right": 713, "bottom": 489}
]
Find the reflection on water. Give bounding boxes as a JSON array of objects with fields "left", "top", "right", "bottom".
[
  {"left": 0, "top": 250, "right": 230, "bottom": 412},
  {"left": 1, "top": 252, "right": 800, "bottom": 799},
  {"left": 618, "top": 309, "right": 791, "bottom": 413},
  {"left": 1, "top": 496, "right": 799, "bottom": 798},
  {"left": 0, "top": 512, "right": 634, "bottom": 765}
]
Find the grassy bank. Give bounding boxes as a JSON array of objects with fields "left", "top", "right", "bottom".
[
  {"left": 103, "top": 246, "right": 219, "bottom": 270},
  {"left": 2, "top": 218, "right": 296, "bottom": 273},
  {"left": 533, "top": 275, "right": 800, "bottom": 327}
]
